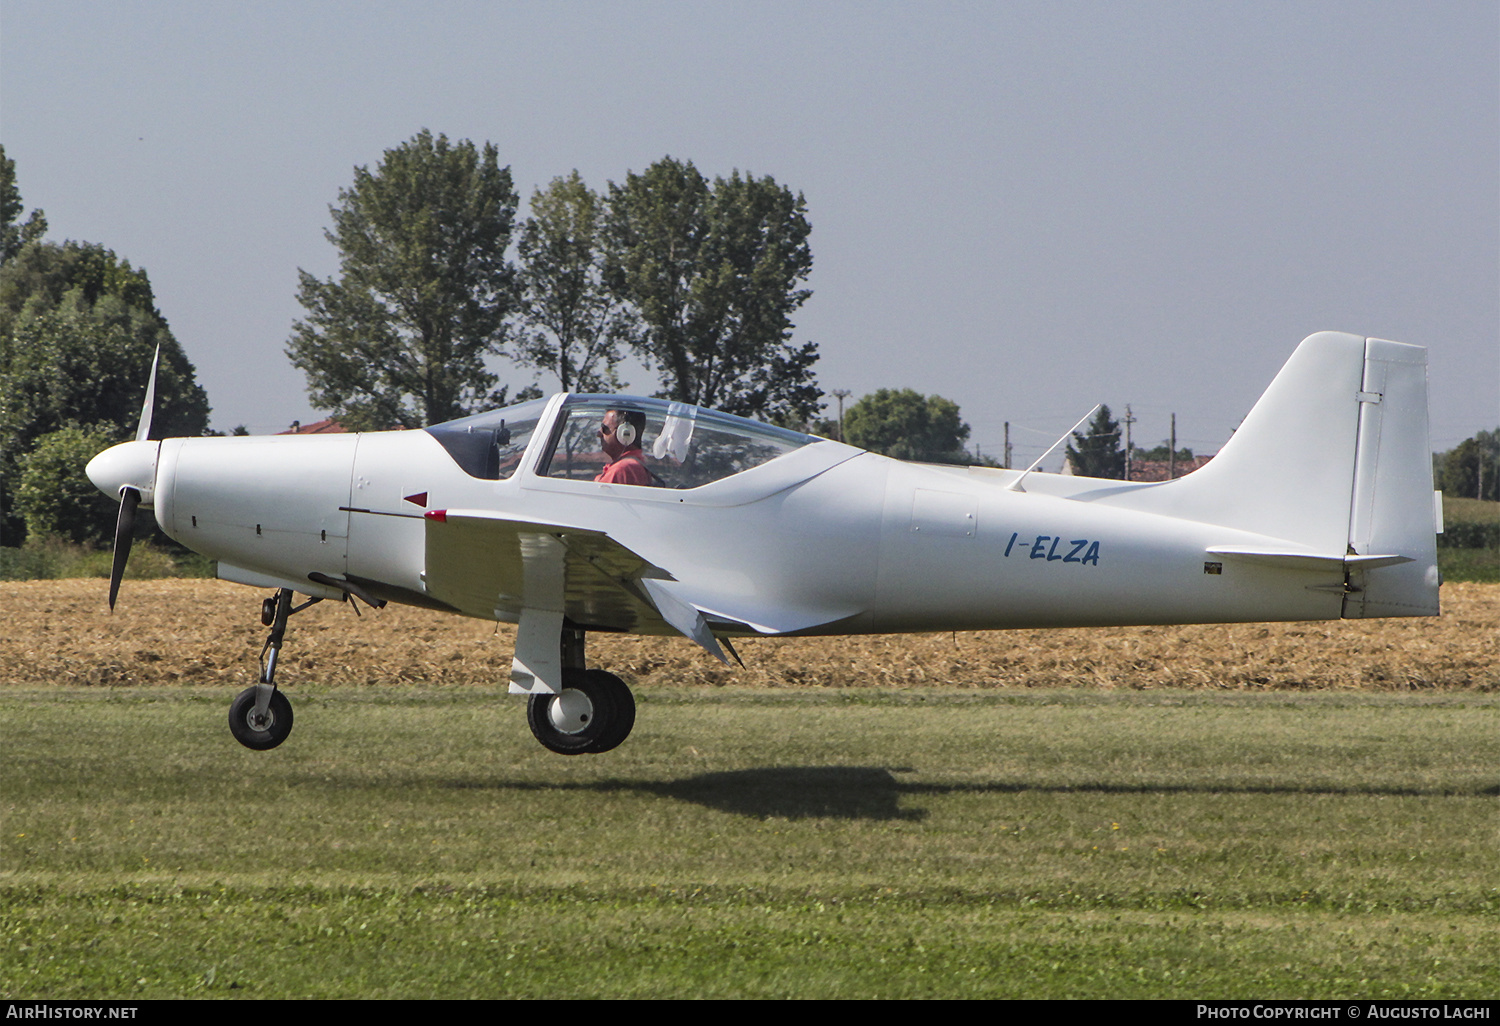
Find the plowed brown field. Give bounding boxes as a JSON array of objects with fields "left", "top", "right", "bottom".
[{"left": 1, "top": 578, "right": 1494, "bottom": 691}]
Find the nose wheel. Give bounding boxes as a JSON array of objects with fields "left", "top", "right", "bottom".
[
  {"left": 229, "top": 686, "right": 294, "bottom": 750},
  {"left": 527, "top": 669, "right": 636, "bottom": 755}
]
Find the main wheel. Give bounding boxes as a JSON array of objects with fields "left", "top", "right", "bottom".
[
  {"left": 228, "top": 687, "right": 294, "bottom": 751},
  {"left": 527, "top": 668, "right": 633, "bottom": 755},
  {"left": 584, "top": 670, "right": 635, "bottom": 754}
]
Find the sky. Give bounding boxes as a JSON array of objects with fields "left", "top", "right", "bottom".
[{"left": 1, "top": 0, "right": 1495, "bottom": 468}]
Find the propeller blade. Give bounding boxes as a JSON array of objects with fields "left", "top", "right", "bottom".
[
  {"left": 135, "top": 345, "right": 160, "bottom": 443},
  {"left": 108, "top": 487, "right": 140, "bottom": 611}
]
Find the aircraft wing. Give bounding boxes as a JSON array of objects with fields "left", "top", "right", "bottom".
[
  {"left": 424, "top": 509, "right": 860, "bottom": 677},
  {"left": 422, "top": 509, "right": 683, "bottom": 636}
]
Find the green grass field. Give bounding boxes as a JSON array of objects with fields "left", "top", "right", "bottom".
[
  {"left": 1440, "top": 498, "right": 1500, "bottom": 582},
  {"left": 3, "top": 687, "right": 1496, "bottom": 998},
  {"left": 1444, "top": 497, "right": 1500, "bottom": 525},
  {"left": 1441, "top": 547, "right": 1500, "bottom": 583}
]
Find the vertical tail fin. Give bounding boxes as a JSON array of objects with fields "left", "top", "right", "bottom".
[
  {"left": 1170, "top": 332, "right": 1367, "bottom": 554},
  {"left": 1123, "top": 332, "right": 1439, "bottom": 617}
]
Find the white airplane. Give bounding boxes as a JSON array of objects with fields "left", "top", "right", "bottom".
[{"left": 86, "top": 331, "right": 1441, "bottom": 755}]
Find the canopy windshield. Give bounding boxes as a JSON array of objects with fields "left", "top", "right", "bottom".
[
  {"left": 424, "top": 398, "right": 550, "bottom": 481},
  {"left": 541, "top": 396, "right": 815, "bottom": 489}
]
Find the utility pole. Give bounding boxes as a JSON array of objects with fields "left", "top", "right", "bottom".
[
  {"left": 830, "top": 389, "right": 851, "bottom": 443},
  {"left": 1122, "top": 404, "right": 1136, "bottom": 481},
  {"left": 1004, "top": 421, "right": 1012, "bottom": 469},
  {"left": 1169, "top": 413, "right": 1177, "bottom": 480}
]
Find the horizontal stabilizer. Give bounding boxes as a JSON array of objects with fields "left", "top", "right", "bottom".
[{"left": 1206, "top": 546, "right": 1413, "bottom": 573}]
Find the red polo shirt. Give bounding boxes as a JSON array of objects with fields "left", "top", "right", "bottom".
[{"left": 594, "top": 449, "right": 654, "bottom": 486}]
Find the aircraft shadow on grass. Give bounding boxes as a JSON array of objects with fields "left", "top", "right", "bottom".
[
  {"left": 436, "top": 767, "right": 929, "bottom": 821},
  {"left": 438, "top": 769, "right": 1496, "bottom": 822},
  {"left": 638, "top": 766, "right": 925, "bottom": 821}
]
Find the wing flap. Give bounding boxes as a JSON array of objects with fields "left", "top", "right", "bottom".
[{"left": 423, "top": 509, "right": 674, "bottom": 633}]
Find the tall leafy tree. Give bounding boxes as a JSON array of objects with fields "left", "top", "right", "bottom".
[
  {"left": 1, "top": 288, "right": 208, "bottom": 452},
  {"left": 0, "top": 242, "right": 210, "bottom": 545},
  {"left": 0, "top": 144, "right": 48, "bottom": 264},
  {"left": 1, "top": 239, "right": 161, "bottom": 342},
  {"left": 514, "top": 171, "right": 629, "bottom": 392},
  {"left": 842, "top": 389, "right": 975, "bottom": 465},
  {"left": 1, "top": 149, "right": 210, "bottom": 546},
  {"left": 1066, "top": 404, "right": 1125, "bottom": 478},
  {"left": 603, "top": 157, "right": 820, "bottom": 423},
  {"left": 287, "top": 130, "right": 526, "bottom": 430},
  {"left": 1439, "top": 430, "right": 1499, "bottom": 501}
]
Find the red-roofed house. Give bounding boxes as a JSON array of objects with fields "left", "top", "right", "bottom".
[{"left": 278, "top": 418, "right": 348, "bottom": 435}]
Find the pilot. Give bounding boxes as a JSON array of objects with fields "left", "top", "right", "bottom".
[{"left": 595, "top": 408, "right": 655, "bottom": 486}]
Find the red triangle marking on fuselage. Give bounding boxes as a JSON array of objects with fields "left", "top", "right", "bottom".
[{"left": 404, "top": 492, "right": 428, "bottom": 507}]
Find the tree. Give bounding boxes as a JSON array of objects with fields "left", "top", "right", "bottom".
[
  {"left": 0, "top": 242, "right": 211, "bottom": 545},
  {"left": 0, "top": 144, "right": 48, "bottom": 264},
  {"left": 1439, "top": 430, "right": 1499, "bottom": 501},
  {"left": 1066, "top": 404, "right": 1125, "bottom": 478},
  {"left": 1, "top": 239, "right": 161, "bottom": 341},
  {"left": 1132, "top": 440, "right": 1194, "bottom": 462},
  {"left": 841, "top": 389, "right": 975, "bottom": 465},
  {"left": 13, "top": 425, "right": 120, "bottom": 545},
  {"left": 1, "top": 151, "right": 211, "bottom": 547},
  {"left": 514, "top": 171, "right": 629, "bottom": 392},
  {"left": 0, "top": 245, "right": 209, "bottom": 448},
  {"left": 603, "top": 157, "right": 820, "bottom": 423},
  {"left": 287, "top": 130, "right": 528, "bottom": 430}
]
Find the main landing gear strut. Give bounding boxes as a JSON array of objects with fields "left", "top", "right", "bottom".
[{"left": 228, "top": 588, "right": 321, "bottom": 751}]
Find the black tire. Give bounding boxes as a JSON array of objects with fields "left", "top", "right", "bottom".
[
  {"left": 228, "top": 687, "right": 294, "bottom": 751},
  {"left": 583, "top": 670, "right": 635, "bottom": 754},
  {"left": 527, "top": 668, "right": 618, "bottom": 755}
]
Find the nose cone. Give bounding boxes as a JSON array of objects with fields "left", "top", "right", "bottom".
[{"left": 87, "top": 440, "right": 160, "bottom": 505}]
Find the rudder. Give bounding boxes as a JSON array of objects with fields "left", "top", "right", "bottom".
[{"left": 1343, "top": 338, "right": 1440, "bottom": 617}]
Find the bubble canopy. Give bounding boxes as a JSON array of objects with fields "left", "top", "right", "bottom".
[{"left": 425, "top": 395, "right": 817, "bottom": 487}]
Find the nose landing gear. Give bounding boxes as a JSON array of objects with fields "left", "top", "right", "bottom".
[{"left": 228, "top": 588, "right": 321, "bottom": 751}]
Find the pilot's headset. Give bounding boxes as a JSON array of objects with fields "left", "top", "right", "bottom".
[{"left": 613, "top": 409, "right": 644, "bottom": 449}]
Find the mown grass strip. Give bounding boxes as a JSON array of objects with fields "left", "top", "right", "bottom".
[
  {"left": 4, "top": 886, "right": 1494, "bottom": 999},
  {"left": 3, "top": 688, "right": 1496, "bottom": 998}
]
